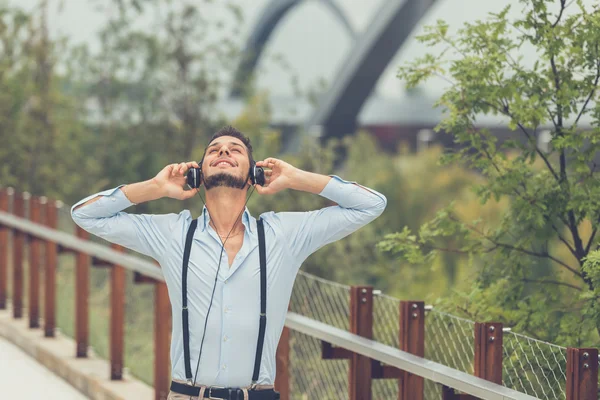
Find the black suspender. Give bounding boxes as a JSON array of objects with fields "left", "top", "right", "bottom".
[
  {"left": 253, "top": 218, "right": 267, "bottom": 384},
  {"left": 182, "top": 218, "right": 197, "bottom": 381},
  {"left": 181, "top": 217, "right": 268, "bottom": 385}
]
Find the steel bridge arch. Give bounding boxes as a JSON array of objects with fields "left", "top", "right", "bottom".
[
  {"left": 230, "top": 0, "right": 355, "bottom": 96},
  {"left": 303, "top": 0, "right": 438, "bottom": 142}
]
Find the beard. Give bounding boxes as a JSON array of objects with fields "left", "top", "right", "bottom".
[{"left": 203, "top": 172, "right": 248, "bottom": 190}]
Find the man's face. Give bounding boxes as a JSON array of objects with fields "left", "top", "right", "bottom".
[{"left": 202, "top": 136, "right": 251, "bottom": 190}]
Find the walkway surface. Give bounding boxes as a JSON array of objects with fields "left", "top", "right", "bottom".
[{"left": 0, "top": 336, "right": 89, "bottom": 399}]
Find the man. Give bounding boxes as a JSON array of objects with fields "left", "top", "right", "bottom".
[{"left": 71, "top": 126, "right": 387, "bottom": 399}]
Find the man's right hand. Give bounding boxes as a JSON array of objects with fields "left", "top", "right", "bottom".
[{"left": 154, "top": 161, "right": 200, "bottom": 200}]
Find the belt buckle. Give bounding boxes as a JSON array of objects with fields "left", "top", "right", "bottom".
[{"left": 208, "top": 386, "right": 226, "bottom": 399}]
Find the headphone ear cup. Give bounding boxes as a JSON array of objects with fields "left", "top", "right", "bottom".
[
  {"left": 186, "top": 168, "right": 202, "bottom": 188},
  {"left": 254, "top": 166, "right": 265, "bottom": 186}
]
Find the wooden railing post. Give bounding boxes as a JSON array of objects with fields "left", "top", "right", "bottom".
[
  {"left": 399, "top": 301, "right": 425, "bottom": 400},
  {"left": 110, "top": 243, "right": 126, "bottom": 380},
  {"left": 349, "top": 286, "right": 373, "bottom": 400},
  {"left": 275, "top": 305, "right": 290, "bottom": 400},
  {"left": 321, "top": 286, "right": 375, "bottom": 399},
  {"left": 28, "top": 196, "right": 42, "bottom": 328},
  {"left": 75, "top": 225, "right": 90, "bottom": 357},
  {"left": 443, "top": 322, "right": 503, "bottom": 399},
  {"left": 0, "top": 188, "right": 9, "bottom": 309},
  {"left": 474, "top": 322, "right": 503, "bottom": 384},
  {"left": 12, "top": 191, "right": 24, "bottom": 319},
  {"left": 155, "top": 280, "right": 171, "bottom": 400},
  {"left": 43, "top": 197, "right": 58, "bottom": 337},
  {"left": 133, "top": 261, "right": 170, "bottom": 400},
  {"left": 566, "top": 348, "right": 598, "bottom": 400}
]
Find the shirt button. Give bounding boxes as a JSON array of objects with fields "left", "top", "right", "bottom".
[
  {"left": 224, "top": 279, "right": 228, "bottom": 284},
  {"left": 222, "top": 365, "right": 227, "bottom": 370},
  {"left": 223, "top": 335, "right": 229, "bottom": 342},
  {"left": 224, "top": 307, "right": 230, "bottom": 313},
  {"left": 111, "top": 197, "right": 116, "bottom": 202}
]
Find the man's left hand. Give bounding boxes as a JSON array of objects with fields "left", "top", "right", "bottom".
[{"left": 254, "top": 158, "right": 298, "bottom": 195}]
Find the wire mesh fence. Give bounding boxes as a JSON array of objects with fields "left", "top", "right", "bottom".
[
  {"left": 424, "top": 310, "right": 475, "bottom": 399},
  {"left": 502, "top": 331, "right": 568, "bottom": 400},
  {"left": 290, "top": 271, "right": 350, "bottom": 330},
  {"left": 289, "top": 329, "right": 349, "bottom": 400},
  {"left": 372, "top": 293, "right": 401, "bottom": 399},
  {"left": 288, "top": 272, "right": 350, "bottom": 399}
]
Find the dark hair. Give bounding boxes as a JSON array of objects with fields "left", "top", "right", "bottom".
[{"left": 202, "top": 125, "right": 254, "bottom": 164}]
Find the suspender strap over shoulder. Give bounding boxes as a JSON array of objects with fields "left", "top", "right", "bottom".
[
  {"left": 252, "top": 218, "right": 267, "bottom": 383},
  {"left": 182, "top": 218, "right": 198, "bottom": 381},
  {"left": 180, "top": 217, "right": 268, "bottom": 385}
]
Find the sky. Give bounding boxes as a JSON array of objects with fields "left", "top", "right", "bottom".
[{"left": 6, "top": 0, "right": 598, "bottom": 125}]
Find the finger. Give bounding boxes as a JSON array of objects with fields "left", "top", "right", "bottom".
[
  {"left": 255, "top": 185, "right": 271, "bottom": 195},
  {"left": 182, "top": 188, "right": 199, "bottom": 200},
  {"left": 265, "top": 170, "right": 273, "bottom": 176},
  {"left": 177, "top": 162, "right": 188, "bottom": 175},
  {"left": 256, "top": 158, "right": 278, "bottom": 168},
  {"left": 187, "top": 161, "right": 200, "bottom": 169},
  {"left": 171, "top": 163, "right": 178, "bottom": 177},
  {"left": 265, "top": 158, "right": 278, "bottom": 168}
]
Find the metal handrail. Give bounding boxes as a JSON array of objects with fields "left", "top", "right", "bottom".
[
  {"left": 0, "top": 211, "right": 164, "bottom": 281},
  {"left": 287, "top": 312, "right": 538, "bottom": 400},
  {"left": 0, "top": 209, "right": 538, "bottom": 399}
]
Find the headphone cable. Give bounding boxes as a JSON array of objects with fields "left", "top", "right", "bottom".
[{"left": 187, "top": 182, "right": 256, "bottom": 397}]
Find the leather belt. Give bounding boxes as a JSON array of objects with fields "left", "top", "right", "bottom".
[{"left": 170, "top": 380, "right": 278, "bottom": 400}]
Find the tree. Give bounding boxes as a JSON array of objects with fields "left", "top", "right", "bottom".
[
  {"left": 0, "top": 1, "right": 96, "bottom": 200},
  {"left": 379, "top": 0, "right": 600, "bottom": 346},
  {"left": 60, "top": 0, "right": 246, "bottom": 202}
]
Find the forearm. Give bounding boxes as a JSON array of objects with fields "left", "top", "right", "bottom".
[
  {"left": 73, "top": 179, "right": 164, "bottom": 211},
  {"left": 289, "top": 170, "right": 332, "bottom": 194},
  {"left": 289, "top": 169, "right": 379, "bottom": 197}
]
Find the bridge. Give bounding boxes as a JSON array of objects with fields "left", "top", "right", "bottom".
[{"left": 0, "top": 187, "right": 597, "bottom": 400}]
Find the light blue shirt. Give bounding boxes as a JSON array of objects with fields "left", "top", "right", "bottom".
[{"left": 71, "top": 175, "right": 386, "bottom": 388}]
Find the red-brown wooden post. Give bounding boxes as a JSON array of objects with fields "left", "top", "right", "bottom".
[
  {"left": 12, "top": 191, "right": 24, "bottom": 319},
  {"left": 275, "top": 306, "right": 290, "bottom": 400},
  {"left": 110, "top": 243, "right": 126, "bottom": 380},
  {"left": 75, "top": 225, "right": 90, "bottom": 357},
  {"left": 349, "top": 286, "right": 373, "bottom": 400},
  {"left": 0, "top": 188, "right": 9, "bottom": 309},
  {"left": 133, "top": 261, "right": 170, "bottom": 400},
  {"left": 442, "top": 322, "right": 503, "bottom": 398},
  {"left": 155, "top": 279, "right": 171, "bottom": 400},
  {"left": 474, "top": 322, "right": 503, "bottom": 384},
  {"left": 28, "top": 196, "right": 41, "bottom": 328},
  {"left": 399, "top": 301, "right": 425, "bottom": 400},
  {"left": 566, "top": 348, "right": 598, "bottom": 400},
  {"left": 43, "top": 198, "right": 57, "bottom": 337}
]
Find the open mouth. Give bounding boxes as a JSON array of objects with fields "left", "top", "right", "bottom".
[{"left": 212, "top": 160, "right": 236, "bottom": 168}]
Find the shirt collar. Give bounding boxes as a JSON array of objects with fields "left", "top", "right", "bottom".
[{"left": 200, "top": 205, "right": 254, "bottom": 234}]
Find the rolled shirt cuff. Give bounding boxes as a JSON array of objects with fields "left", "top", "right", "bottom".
[{"left": 70, "top": 184, "right": 134, "bottom": 218}]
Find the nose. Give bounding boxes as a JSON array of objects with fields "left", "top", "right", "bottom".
[{"left": 219, "top": 146, "right": 230, "bottom": 156}]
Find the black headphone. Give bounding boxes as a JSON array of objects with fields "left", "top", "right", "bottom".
[{"left": 186, "top": 160, "right": 265, "bottom": 188}]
